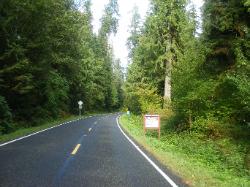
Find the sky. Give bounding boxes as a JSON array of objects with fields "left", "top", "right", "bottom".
[{"left": 91, "top": 0, "right": 204, "bottom": 68}]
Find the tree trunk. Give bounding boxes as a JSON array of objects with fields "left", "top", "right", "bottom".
[
  {"left": 164, "top": 75, "right": 171, "bottom": 99},
  {"left": 164, "top": 60, "right": 171, "bottom": 101}
]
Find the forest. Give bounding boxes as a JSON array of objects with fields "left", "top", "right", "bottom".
[
  {"left": 0, "top": 0, "right": 249, "bottom": 185},
  {"left": 125, "top": 0, "right": 249, "bottom": 136},
  {"left": 0, "top": 0, "right": 124, "bottom": 134},
  {"left": 123, "top": 0, "right": 249, "bottom": 184}
]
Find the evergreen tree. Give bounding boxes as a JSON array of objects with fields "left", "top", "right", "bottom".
[
  {"left": 200, "top": 0, "right": 250, "bottom": 123},
  {"left": 0, "top": 0, "right": 124, "bottom": 133}
]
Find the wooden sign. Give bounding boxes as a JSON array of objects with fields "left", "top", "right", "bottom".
[{"left": 144, "top": 115, "right": 160, "bottom": 139}]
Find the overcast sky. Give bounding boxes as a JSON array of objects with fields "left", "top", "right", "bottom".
[{"left": 91, "top": 0, "right": 204, "bottom": 68}]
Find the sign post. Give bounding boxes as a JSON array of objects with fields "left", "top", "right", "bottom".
[
  {"left": 78, "top": 100, "right": 83, "bottom": 116},
  {"left": 143, "top": 114, "right": 160, "bottom": 139}
]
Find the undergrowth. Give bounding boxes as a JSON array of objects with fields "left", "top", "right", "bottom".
[{"left": 120, "top": 114, "right": 250, "bottom": 187}]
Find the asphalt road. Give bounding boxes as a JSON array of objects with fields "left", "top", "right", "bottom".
[{"left": 0, "top": 113, "right": 185, "bottom": 187}]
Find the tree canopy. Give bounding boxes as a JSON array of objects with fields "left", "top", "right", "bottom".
[
  {"left": 0, "top": 0, "right": 124, "bottom": 134},
  {"left": 125, "top": 0, "right": 250, "bottom": 129}
]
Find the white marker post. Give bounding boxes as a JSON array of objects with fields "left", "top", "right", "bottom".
[
  {"left": 127, "top": 110, "right": 130, "bottom": 120},
  {"left": 78, "top": 100, "right": 83, "bottom": 116}
]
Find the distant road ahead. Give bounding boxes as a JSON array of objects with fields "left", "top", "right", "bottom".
[{"left": 0, "top": 114, "right": 185, "bottom": 187}]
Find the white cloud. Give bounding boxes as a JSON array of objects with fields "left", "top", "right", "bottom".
[
  {"left": 91, "top": 0, "right": 109, "bottom": 34},
  {"left": 109, "top": 0, "right": 150, "bottom": 68}
]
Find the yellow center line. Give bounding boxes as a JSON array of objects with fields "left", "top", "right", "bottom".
[{"left": 71, "top": 144, "right": 81, "bottom": 155}]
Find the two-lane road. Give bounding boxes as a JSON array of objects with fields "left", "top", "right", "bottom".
[{"left": 0, "top": 114, "right": 185, "bottom": 187}]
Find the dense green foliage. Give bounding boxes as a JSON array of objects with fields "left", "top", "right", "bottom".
[
  {"left": 0, "top": 95, "right": 13, "bottom": 134},
  {"left": 125, "top": 0, "right": 194, "bottom": 113},
  {"left": 120, "top": 114, "right": 250, "bottom": 186},
  {"left": 125, "top": 0, "right": 250, "bottom": 130},
  {"left": 0, "top": 0, "right": 124, "bottom": 134},
  {"left": 125, "top": 1, "right": 250, "bottom": 182}
]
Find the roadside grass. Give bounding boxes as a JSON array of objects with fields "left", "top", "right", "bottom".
[
  {"left": 0, "top": 112, "right": 99, "bottom": 144},
  {"left": 119, "top": 114, "right": 250, "bottom": 187}
]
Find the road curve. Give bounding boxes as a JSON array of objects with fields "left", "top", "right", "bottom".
[{"left": 0, "top": 113, "right": 185, "bottom": 187}]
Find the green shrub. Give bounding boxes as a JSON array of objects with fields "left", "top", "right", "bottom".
[
  {"left": 191, "top": 115, "right": 222, "bottom": 137},
  {"left": 44, "top": 71, "right": 70, "bottom": 118},
  {"left": 126, "top": 94, "right": 142, "bottom": 114},
  {"left": 0, "top": 96, "right": 13, "bottom": 134},
  {"left": 125, "top": 83, "right": 162, "bottom": 114}
]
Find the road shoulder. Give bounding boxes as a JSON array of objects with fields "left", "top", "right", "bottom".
[{"left": 117, "top": 115, "right": 187, "bottom": 187}]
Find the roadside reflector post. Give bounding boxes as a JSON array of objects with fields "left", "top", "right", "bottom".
[
  {"left": 78, "top": 100, "right": 83, "bottom": 116},
  {"left": 143, "top": 114, "right": 160, "bottom": 139},
  {"left": 127, "top": 110, "right": 130, "bottom": 121}
]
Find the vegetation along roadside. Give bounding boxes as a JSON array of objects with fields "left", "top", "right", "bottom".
[
  {"left": 119, "top": 114, "right": 250, "bottom": 187},
  {"left": 0, "top": 112, "right": 107, "bottom": 144},
  {"left": 0, "top": 115, "right": 85, "bottom": 144},
  {"left": 123, "top": 1, "right": 249, "bottom": 186}
]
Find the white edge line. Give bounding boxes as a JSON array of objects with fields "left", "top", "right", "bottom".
[
  {"left": 0, "top": 116, "right": 93, "bottom": 147},
  {"left": 0, "top": 124, "right": 62, "bottom": 147},
  {"left": 116, "top": 117, "right": 178, "bottom": 187}
]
